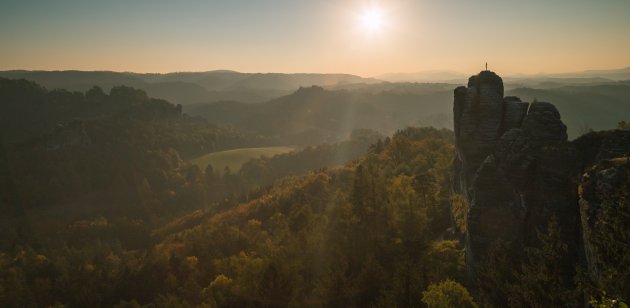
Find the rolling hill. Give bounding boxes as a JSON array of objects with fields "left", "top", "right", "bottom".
[
  {"left": 185, "top": 84, "right": 456, "bottom": 145},
  {"left": 0, "top": 70, "right": 380, "bottom": 104}
]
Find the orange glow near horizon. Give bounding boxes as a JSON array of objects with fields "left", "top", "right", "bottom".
[{"left": 1, "top": 1, "right": 629, "bottom": 77}]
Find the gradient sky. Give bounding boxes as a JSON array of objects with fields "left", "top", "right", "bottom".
[{"left": 2, "top": 0, "right": 630, "bottom": 76}]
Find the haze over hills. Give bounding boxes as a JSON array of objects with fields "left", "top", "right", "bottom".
[
  {"left": 377, "top": 67, "right": 630, "bottom": 84},
  {"left": 502, "top": 67, "right": 630, "bottom": 89},
  {"left": 511, "top": 66, "right": 630, "bottom": 80},
  {"left": 0, "top": 70, "right": 380, "bottom": 105},
  {"left": 185, "top": 80, "right": 630, "bottom": 141},
  {"left": 2, "top": 66, "right": 629, "bottom": 105},
  {"left": 3, "top": 67, "right": 629, "bottom": 140},
  {"left": 376, "top": 70, "right": 469, "bottom": 83},
  {"left": 507, "top": 84, "right": 630, "bottom": 135},
  {"left": 185, "top": 84, "right": 455, "bottom": 145}
]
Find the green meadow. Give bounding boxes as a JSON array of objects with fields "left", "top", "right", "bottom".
[{"left": 189, "top": 146, "right": 295, "bottom": 172}]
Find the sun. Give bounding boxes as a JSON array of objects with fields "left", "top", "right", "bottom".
[{"left": 360, "top": 7, "right": 385, "bottom": 32}]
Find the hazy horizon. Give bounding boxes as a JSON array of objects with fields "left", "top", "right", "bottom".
[
  {"left": 3, "top": 0, "right": 630, "bottom": 76},
  {"left": 2, "top": 66, "right": 630, "bottom": 79}
]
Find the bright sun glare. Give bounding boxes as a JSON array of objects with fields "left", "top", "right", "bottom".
[{"left": 361, "top": 8, "right": 384, "bottom": 32}]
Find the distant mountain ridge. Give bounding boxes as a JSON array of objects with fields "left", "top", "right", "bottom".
[
  {"left": 0, "top": 70, "right": 381, "bottom": 104},
  {"left": 376, "top": 70, "right": 468, "bottom": 83},
  {"left": 3, "top": 67, "right": 629, "bottom": 104},
  {"left": 519, "top": 66, "right": 630, "bottom": 80},
  {"left": 186, "top": 84, "right": 457, "bottom": 145},
  {"left": 377, "top": 67, "right": 630, "bottom": 84}
]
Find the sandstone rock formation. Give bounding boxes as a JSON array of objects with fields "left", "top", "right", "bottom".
[
  {"left": 577, "top": 131, "right": 630, "bottom": 297},
  {"left": 453, "top": 71, "right": 580, "bottom": 281},
  {"left": 453, "top": 71, "right": 630, "bottom": 297},
  {"left": 452, "top": 70, "right": 630, "bottom": 298}
]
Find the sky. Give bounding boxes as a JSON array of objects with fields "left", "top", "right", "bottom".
[{"left": 2, "top": 0, "right": 630, "bottom": 77}]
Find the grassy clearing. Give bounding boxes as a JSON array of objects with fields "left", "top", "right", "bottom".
[{"left": 189, "top": 146, "right": 295, "bottom": 172}]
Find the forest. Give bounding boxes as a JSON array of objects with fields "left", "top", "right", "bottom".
[{"left": 1, "top": 77, "right": 629, "bottom": 307}]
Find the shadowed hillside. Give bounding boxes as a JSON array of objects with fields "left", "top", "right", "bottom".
[
  {"left": 0, "top": 78, "right": 271, "bottom": 216},
  {"left": 186, "top": 85, "right": 454, "bottom": 145}
]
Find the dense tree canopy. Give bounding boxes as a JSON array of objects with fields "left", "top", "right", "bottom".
[{"left": 0, "top": 123, "right": 469, "bottom": 306}]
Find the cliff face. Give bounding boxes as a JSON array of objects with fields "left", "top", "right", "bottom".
[
  {"left": 453, "top": 70, "right": 630, "bottom": 297},
  {"left": 577, "top": 131, "right": 630, "bottom": 297},
  {"left": 453, "top": 71, "right": 580, "bottom": 279}
]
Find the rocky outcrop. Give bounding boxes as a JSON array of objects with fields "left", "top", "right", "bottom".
[
  {"left": 453, "top": 70, "right": 630, "bottom": 300},
  {"left": 453, "top": 71, "right": 505, "bottom": 189},
  {"left": 453, "top": 71, "right": 581, "bottom": 281},
  {"left": 578, "top": 133, "right": 630, "bottom": 298}
]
